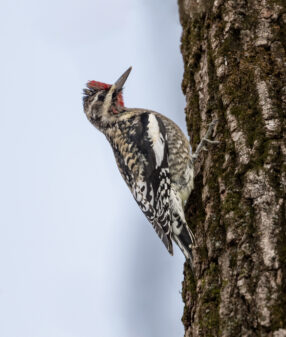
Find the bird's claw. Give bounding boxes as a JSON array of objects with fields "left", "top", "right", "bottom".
[{"left": 192, "top": 119, "right": 219, "bottom": 162}]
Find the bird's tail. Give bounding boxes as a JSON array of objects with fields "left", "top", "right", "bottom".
[
  {"left": 170, "top": 190, "right": 195, "bottom": 267},
  {"left": 173, "top": 224, "right": 195, "bottom": 267}
]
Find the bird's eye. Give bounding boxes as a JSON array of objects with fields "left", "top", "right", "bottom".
[{"left": 98, "top": 94, "right": 105, "bottom": 102}]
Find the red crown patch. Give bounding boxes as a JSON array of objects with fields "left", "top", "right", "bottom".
[{"left": 87, "top": 81, "right": 111, "bottom": 90}]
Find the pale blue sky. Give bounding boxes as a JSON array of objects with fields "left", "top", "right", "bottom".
[{"left": 0, "top": 1, "right": 187, "bottom": 336}]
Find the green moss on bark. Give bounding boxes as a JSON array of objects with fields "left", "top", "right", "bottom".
[{"left": 198, "top": 263, "right": 221, "bottom": 336}]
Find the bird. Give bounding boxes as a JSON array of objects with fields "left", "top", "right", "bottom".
[{"left": 83, "top": 67, "right": 217, "bottom": 265}]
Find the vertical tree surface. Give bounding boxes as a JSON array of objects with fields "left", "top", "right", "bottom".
[{"left": 177, "top": 0, "right": 286, "bottom": 336}]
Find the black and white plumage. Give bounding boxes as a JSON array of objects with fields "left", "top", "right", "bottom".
[
  {"left": 83, "top": 67, "right": 207, "bottom": 263},
  {"left": 120, "top": 112, "right": 173, "bottom": 254}
]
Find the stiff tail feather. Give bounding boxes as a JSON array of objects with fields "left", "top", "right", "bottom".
[{"left": 173, "top": 225, "right": 195, "bottom": 268}]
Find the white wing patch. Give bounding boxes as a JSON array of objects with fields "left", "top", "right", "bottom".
[{"left": 147, "top": 114, "right": 165, "bottom": 169}]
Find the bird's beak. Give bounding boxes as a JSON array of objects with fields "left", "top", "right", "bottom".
[{"left": 114, "top": 66, "right": 132, "bottom": 91}]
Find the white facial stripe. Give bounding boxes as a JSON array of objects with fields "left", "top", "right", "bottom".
[
  {"left": 102, "top": 85, "right": 116, "bottom": 118},
  {"left": 147, "top": 114, "right": 165, "bottom": 168},
  {"left": 86, "top": 91, "right": 101, "bottom": 118}
]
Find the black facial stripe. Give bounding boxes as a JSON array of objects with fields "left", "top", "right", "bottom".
[
  {"left": 98, "top": 94, "right": 105, "bottom": 102},
  {"left": 86, "top": 90, "right": 105, "bottom": 104},
  {"left": 112, "top": 89, "right": 122, "bottom": 100}
]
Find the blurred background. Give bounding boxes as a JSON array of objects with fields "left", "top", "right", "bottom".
[{"left": 0, "top": 1, "right": 187, "bottom": 336}]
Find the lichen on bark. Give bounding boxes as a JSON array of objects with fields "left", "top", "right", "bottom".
[{"left": 178, "top": 0, "right": 286, "bottom": 336}]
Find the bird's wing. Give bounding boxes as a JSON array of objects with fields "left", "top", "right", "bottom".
[{"left": 113, "top": 112, "right": 173, "bottom": 255}]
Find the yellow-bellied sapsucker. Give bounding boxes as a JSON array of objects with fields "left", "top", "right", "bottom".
[{"left": 83, "top": 67, "right": 217, "bottom": 264}]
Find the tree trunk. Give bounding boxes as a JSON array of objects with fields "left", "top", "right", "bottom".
[{"left": 177, "top": 1, "right": 286, "bottom": 336}]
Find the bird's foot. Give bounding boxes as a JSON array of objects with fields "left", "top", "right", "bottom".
[{"left": 192, "top": 119, "right": 219, "bottom": 162}]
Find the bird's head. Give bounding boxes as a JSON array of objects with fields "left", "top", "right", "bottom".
[{"left": 83, "top": 67, "right": 132, "bottom": 129}]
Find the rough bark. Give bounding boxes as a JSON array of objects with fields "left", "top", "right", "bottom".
[{"left": 178, "top": 0, "right": 286, "bottom": 336}]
